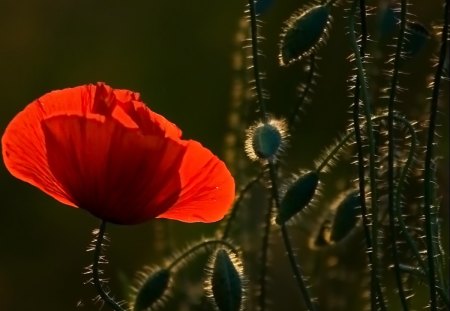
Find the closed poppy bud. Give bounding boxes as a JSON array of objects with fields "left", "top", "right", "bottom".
[
  {"left": 2, "top": 83, "right": 235, "bottom": 225},
  {"left": 330, "top": 190, "right": 361, "bottom": 243},
  {"left": 205, "top": 248, "right": 245, "bottom": 311},
  {"left": 277, "top": 171, "right": 319, "bottom": 225},
  {"left": 131, "top": 267, "right": 172, "bottom": 311},
  {"left": 245, "top": 118, "right": 288, "bottom": 161},
  {"left": 279, "top": 5, "right": 331, "bottom": 66}
]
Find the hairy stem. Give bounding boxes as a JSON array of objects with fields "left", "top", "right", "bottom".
[
  {"left": 423, "top": 0, "right": 449, "bottom": 308},
  {"left": 268, "top": 162, "right": 316, "bottom": 311},
  {"left": 166, "top": 239, "right": 239, "bottom": 271},
  {"left": 349, "top": 1, "right": 386, "bottom": 309},
  {"left": 247, "top": 0, "right": 268, "bottom": 121},
  {"left": 257, "top": 186, "right": 274, "bottom": 311},
  {"left": 92, "top": 221, "right": 126, "bottom": 311},
  {"left": 289, "top": 55, "right": 317, "bottom": 129},
  {"left": 221, "top": 172, "right": 264, "bottom": 239},
  {"left": 386, "top": 0, "right": 409, "bottom": 308}
]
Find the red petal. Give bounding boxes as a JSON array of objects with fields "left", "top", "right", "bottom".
[
  {"left": 2, "top": 101, "right": 75, "bottom": 206},
  {"left": 157, "top": 140, "right": 235, "bottom": 223},
  {"left": 117, "top": 100, "right": 182, "bottom": 139},
  {"left": 41, "top": 114, "right": 187, "bottom": 224},
  {"left": 2, "top": 83, "right": 234, "bottom": 225}
]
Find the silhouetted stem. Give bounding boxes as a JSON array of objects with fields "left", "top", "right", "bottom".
[
  {"left": 221, "top": 172, "right": 264, "bottom": 239},
  {"left": 257, "top": 183, "right": 273, "bottom": 311},
  {"left": 424, "top": 0, "right": 449, "bottom": 308},
  {"left": 268, "top": 162, "right": 316, "bottom": 311},
  {"left": 386, "top": 0, "right": 410, "bottom": 308},
  {"left": 349, "top": 1, "right": 386, "bottom": 309},
  {"left": 289, "top": 55, "right": 317, "bottom": 129},
  {"left": 166, "top": 239, "right": 238, "bottom": 271},
  {"left": 315, "top": 131, "right": 354, "bottom": 173},
  {"left": 93, "top": 221, "right": 126, "bottom": 311},
  {"left": 247, "top": 0, "right": 268, "bottom": 122},
  {"left": 387, "top": 115, "right": 450, "bottom": 310}
]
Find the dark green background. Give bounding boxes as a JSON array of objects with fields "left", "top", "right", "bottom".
[{"left": 0, "top": 0, "right": 446, "bottom": 310}]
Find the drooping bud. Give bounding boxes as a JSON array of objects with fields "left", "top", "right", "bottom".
[
  {"left": 131, "top": 267, "right": 172, "bottom": 311},
  {"left": 245, "top": 118, "right": 288, "bottom": 161},
  {"left": 276, "top": 171, "right": 319, "bottom": 224},
  {"left": 330, "top": 190, "right": 361, "bottom": 243},
  {"left": 279, "top": 5, "right": 331, "bottom": 66},
  {"left": 205, "top": 248, "right": 245, "bottom": 311}
]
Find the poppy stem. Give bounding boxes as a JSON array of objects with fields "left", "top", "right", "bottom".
[
  {"left": 92, "top": 220, "right": 126, "bottom": 311},
  {"left": 267, "top": 162, "right": 317, "bottom": 311},
  {"left": 166, "top": 239, "right": 239, "bottom": 271},
  {"left": 221, "top": 171, "right": 264, "bottom": 240}
]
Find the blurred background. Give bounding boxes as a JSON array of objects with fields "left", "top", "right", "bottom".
[{"left": 0, "top": 0, "right": 447, "bottom": 310}]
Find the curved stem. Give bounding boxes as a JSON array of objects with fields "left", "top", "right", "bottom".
[
  {"left": 315, "top": 131, "right": 354, "bottom": 173},
  {"left": 92, "top": 221, "right": 126, "bottom": 311},
  {"left": 289, "top": 55, "right": 317, "bottom": 129},
  {"left": 386, "top": 0, "right": 409, "bottom": 308},
  {"left": 392, "top": 117, "right": 425, "bottom": 272},
  {"left": 166, "top": 239, "right": 238, "bottom": 271},
  {"left": 221, "top": 172, "right": 264, "bottom": 239},
  {"left": 423, "top": 0, "right": 449, "bottom": 308},
  {"left": 348, "top": 1, "right": 386, "bottom": 309},
  {"left": 268, "top": 162, "right": 316, "bottom": 311}
]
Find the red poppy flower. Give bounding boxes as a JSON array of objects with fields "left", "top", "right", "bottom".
[{"left": 2, "top": 82, "right": 235, "bottom": 225}]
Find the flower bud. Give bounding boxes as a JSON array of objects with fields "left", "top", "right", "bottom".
[
  {"left": 205, "top": 249, "right": 245, "bottom": 311},
  {"left": 277, "top": 171, "right": 319, "bottom": 224},
  {"left": 245, "top": 118, "right": 287, "bottom": 161},
  {"left": 131, "top": 267, "right": 172, "bottom": 311},
  {"left": 330, "top": 190, "right": 361, "bottom": 243},
  {"left": 279, "top": 5, "right": 331, "bottom": 66}
]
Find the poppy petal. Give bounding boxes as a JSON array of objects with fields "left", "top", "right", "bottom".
[
  {"left": 41, "top": 113, "right": 186, "bottom": 224},
  {"left": 157, "top": 140, "right": 235, "bottom": 223},
  {"left": 3, "top": 82, "right": 235, "bottom": 225},
  {"left": 117, "top": 100, "right": 182, "bottom": 139},
  {"left": 2, "top": 102, "right": 75, "bottom": 206}
]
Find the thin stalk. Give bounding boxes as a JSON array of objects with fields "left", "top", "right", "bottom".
[
  {"left": 221, "top": 172, "right": 264, "bottom": 239},
  {"left": 268, "top": 162, "right": 316, "bottom": 311},
  {"left": 288, "top": 55, "right": 317, "bottom": 129},
  {"left": 167, "top": 239, "right": 238, "bottom": 271},
  {"left": 386, "top": 0, "right": 409, "bottom": 308},
  {"left": 423, "top": 0, "right": 449, "bottom": 307},
  {"left": 247, "top": 0, "right": 268, "bottom": 122},
  {"left": 349, "top": 1, "right": 386, "bottom": 309},
  {"left": 247, "top": 1, "right": 274, "bottom": 309},
  {"left": 315, "top": 131, "right": 354, "bottom": 173},
  {"left": 392, "top": 117, "right": 425, "bottom": 272},
  {"left": 387, "top": 115, "right": 450, "bottom": 310},
  {"left": 92, "top": 221, "right": 126, "bottom": 311},
  {"left": 257, "top": 185, "right": 274, "bottom": 311}
]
